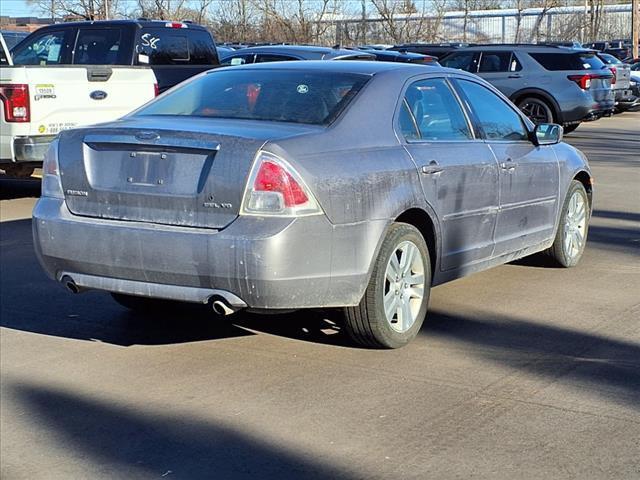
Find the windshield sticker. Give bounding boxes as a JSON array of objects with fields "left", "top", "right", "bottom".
[
  {"left": 46, "top": 43, "right": 61, "bottom": 61},
  {"left": 138, "top": 53, "right": 149, "bottom": 64},
  {"left": 230, "top": 57, "right": 245, "bottom": 65},
  {"left": 297, "top": 84, "right": 309, "bottom": 94},
  {"left": 141, "top": 33, "right": 160, "bottom": 50},
  {"left": 34, "top": 84, "right": 56, "bottom": 101}
]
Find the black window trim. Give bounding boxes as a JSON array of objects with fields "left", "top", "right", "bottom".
[
  {"left": 450, "top": 77, "right": 533, "bottom": 144},
  {"left": 394, "top": 74, "right": 480, "bottom": 144}
]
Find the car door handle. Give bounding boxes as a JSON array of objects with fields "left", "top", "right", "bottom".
[
  {"left": 508, "top": 74, "right": 522, "bottom": 79},
  {"left": 421, "top": 162, "right": 443, "bottom": 175},
  {"left": 500, "top": 160, "right": 517, "bottom": 170}
]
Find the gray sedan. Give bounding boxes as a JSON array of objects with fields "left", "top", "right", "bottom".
[{"left": 33, "top": 62, "right": 592, "bottom": 348}]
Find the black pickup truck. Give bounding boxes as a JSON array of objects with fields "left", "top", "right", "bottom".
[{"left": 11, "top": 19, "right": 220, "bottom": 92}]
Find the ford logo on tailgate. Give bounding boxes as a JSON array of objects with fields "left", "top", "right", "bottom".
[{"left": 90, "top": 90, "right": 108, "bottom": 100}]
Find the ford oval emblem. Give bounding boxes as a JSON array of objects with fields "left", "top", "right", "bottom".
[
  {"left": 135, "top": 131, "right": 160, "bottom": 141},
  {"left": 90, "top": 90, "right": 108, "bottom": 100}
]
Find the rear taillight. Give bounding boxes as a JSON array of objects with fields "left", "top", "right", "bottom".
[
  {"left": 567, "top": 74, "right": 594, "bottom": 90},
  {"left": 241, "top": 151, "right": 322, "bottom": 217},
  {"left": 154, "top": 83, "right": 159, "bottom": 96},
  {"left": 0, "top": 84, "right": 30, "bottom": 122},
  {"left": 42, "top": 139, "right": 64, "bottom": 199},
  {"left": 609, "top": 67, "right": 617, "bottom": 85}
]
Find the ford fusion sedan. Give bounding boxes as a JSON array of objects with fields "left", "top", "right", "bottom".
[{"left": 33, "top": 62, "right": 593, "bottom": 348}]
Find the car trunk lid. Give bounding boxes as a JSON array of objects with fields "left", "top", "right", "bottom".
[{"left": 59, "top": 117, "right": 321, "bottom": 229}]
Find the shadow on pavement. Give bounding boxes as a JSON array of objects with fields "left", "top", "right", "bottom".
[
  {"left": 592, "top": 209, "right": 640, "bottom": 223},
  {"left": 9, "top": 382, "right": 356, "bottom": 479},
  {"left": 0, "top": 177, "right": 41, "bottom": 200},
  {"left": 422, "top": 310, "right": 640, "bottom": 409}
]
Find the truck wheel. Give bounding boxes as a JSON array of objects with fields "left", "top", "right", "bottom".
[
  {"left": 344, "top": 223, "right": 431, "bottom": 349},
  {"left": 545, "top": 180, "right": 590, "bottom": 267},
  {"left": 2, "top": 164, "right": 35, "bottom": 178},
  {"left": 518, "top": 97, "right": 554, "bottom": 124}
]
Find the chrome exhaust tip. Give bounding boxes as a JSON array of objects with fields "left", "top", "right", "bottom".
[
  {"left": 210, "top": 297, "right": 237, "bottom": 316},
  {"left": 60, "top": 275, "right": 83, "bottom": 294}
]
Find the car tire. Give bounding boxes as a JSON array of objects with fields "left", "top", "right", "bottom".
[
  {"left": 344, "top": 223, "right": 431, "bottom": 349},
  {"left": 111, "top": 293, "right": 176, "bottom": 312},
  {"left": 517, "top": 97, "right": 554, "bottom": 125},
  {"left": 563, "top": 124, "right": 579, "bottom": 134},
  {"left": 545, "top": 180, "right": 590, "bottom": 267}
]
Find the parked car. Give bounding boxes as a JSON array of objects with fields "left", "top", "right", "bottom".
[
  {"left": 0, "top": 30, "right": 29, "bottom": 50},
  {"left": 582, "top": 41, "right": 632, "bottom": 61},
  {"left": 389, "top": 43, "right": 472, "bottom": 59},
  {"left": 220, "top": 45, "right": 375, "bottom": 65},
  {"left": 361, "top": 48, "right": 439, "bottom": 64},
  {"left": 596, "top": 52, "right": 638, "bottom": 111},
  {"left": 1, "top": 31, "right": 157, "bottom": 177},
  {"left": 33, "top": 61, "right": 593, "bottom": 348},
  {"left": 440, "top": 44, "right": 614, "bottom": 133},
  {"left": 10, "top": 20, "right": 219, "bottom": 93}
]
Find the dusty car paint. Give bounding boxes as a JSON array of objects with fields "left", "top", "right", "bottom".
[{"left": 33, "top": 61, "right": 592, "bottom": 311}]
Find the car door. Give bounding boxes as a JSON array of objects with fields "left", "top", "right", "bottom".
[
  {"left": 453, "top": 78, "right": 560, "bottom": 257},
  {"left": 398, "top": 76, "right": 500, "bottom": 271},
  {"left": 476, "top": 50, "right": 523, "bottom": 98}
]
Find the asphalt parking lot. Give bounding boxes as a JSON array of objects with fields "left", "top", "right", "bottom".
[{"left": 1, "top": 113, "right": 639, "bottom": 479}]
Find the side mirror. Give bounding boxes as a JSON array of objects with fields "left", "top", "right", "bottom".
[{"left": 533, "top": 123, "right": 563, "bottom": 146}]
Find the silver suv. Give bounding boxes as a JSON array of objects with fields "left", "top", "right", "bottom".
[{"left": 441, "top": 45, "right": 615, "bottom": 133}]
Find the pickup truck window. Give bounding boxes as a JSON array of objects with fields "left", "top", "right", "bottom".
[
  {"left": 137, "top": 28, "right": 215, "bottom": 65},
  {"left": 12, "top": 30, "right": 69, "bottom": 65},
  {"left": 74, "top": 28, "right": 123, "bottom": 65}
]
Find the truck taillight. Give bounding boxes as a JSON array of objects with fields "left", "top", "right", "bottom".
[
  {"left": 0, "top": 84, "right": 30, "bottom": 122},
  {"left": 240, "top": 151, "right": 322, "bottom": 217}
]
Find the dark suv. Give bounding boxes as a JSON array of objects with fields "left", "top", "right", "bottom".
[
  {"left": 440, "top": 45, "right": 615, "bottom": 133},
  {"left": 11, "top": 20, "right": 219, "bottom": 92}
]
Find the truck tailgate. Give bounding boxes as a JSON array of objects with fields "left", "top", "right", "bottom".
[{"left": 22, "top": 66, "right": 156, "bottom": 136}]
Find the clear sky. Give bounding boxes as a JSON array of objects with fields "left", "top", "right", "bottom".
[{"left": 1, "top": 0, "right": 39, "bottom": 17}]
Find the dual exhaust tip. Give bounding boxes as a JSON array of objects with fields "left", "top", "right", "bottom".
[{"left": 61, "top": 275, "right": 239, "bottom": 316}]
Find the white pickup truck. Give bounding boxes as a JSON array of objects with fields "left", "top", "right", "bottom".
[{"left": 1, "top": 32, "right": 157, "bottom": 177}]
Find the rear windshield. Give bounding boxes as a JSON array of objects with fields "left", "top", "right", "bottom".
[
  {"left": 529, "top": 52, "right": 606, "bottom": 71},
  {"left": 136, "top": 69, "right": 370, "bottom": 125}
]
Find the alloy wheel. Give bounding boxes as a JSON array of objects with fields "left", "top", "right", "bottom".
[
  {"left": 383, "top": 241, "right": 425, "bottom": 333},
  {"left": 563, "top": 191, "right": 587, "bottom": 260}
]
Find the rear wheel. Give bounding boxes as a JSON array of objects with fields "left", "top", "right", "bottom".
[
  {"left": 545, "top": 180, "right": 590, "bottom": 267},
  {"left": 1, "top": 164, "right": 35, "bottom": 178},
  {"left": 563, "top": 124, "right": 580, "bottom": 134},
  {"left": 517, "top": 97, "right": 554, "bottom": 125},
  {"left": 344, "top": 223, "right": 431, "bottom": 349}
]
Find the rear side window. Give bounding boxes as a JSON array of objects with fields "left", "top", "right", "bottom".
[
  {"left": 12, "top": 30, "right": 69, "bottom": 65},
  {"left": 478, "top": 51, "right": 521, "bottom": 72},
  {"left": 137, "top": 29, "right": 215, "bottom": 65},
  {"left": 440, "top": 52, "right": 479, "bottom": 72},
  {"left": 402, "top": 78, "right": 472, "bottom": 141},
  {"left": 136, "top": 70, "right": 369, "bottom": 126},
  {"left": 530, "top": 52, "right": 606, "bottom": 71},
  {"left": 455, "top": 79, "right": 528, "bottom": 141},
  {"left": 74, "top": 28, "right": 123, "bottom": 65}
]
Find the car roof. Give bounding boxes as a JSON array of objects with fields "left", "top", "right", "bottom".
[
  {"left": 456, "top": 44, "right": 591, "bottom": 53},
  {"left": 225, "top": 45, "right": 373, "bottom": 59},
  {"left": 30, "top": 19, "right": 209, "bottom": 30},
  {"left": 211, "top": 59, "right": 454, "bottom": 76}
]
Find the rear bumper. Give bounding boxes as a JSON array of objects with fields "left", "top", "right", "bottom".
[
  {"left": 33, "top": 198, "right": 385, "bottom": 309},
  {"left": 0, "top": 135, "right": 56, "bottom": 163}
]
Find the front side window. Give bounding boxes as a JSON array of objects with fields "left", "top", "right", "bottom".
[
  {"left": 74, "top": 28, "right": 123, "bottom": 65},
  {"left": 12, "top": 30, "right": 68, "bottom": 65},
  {"left": 455, "top": 79, "right": 528, "bottom": 141},
  {"left": 440, "top": 52, "right": 479, "bottom": 72},
  {"left": 136, "top": 70, "right": 370, "bottom": 126},
  {"left": 401, "top": 78, "right": 472, "bottom": 141}
]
